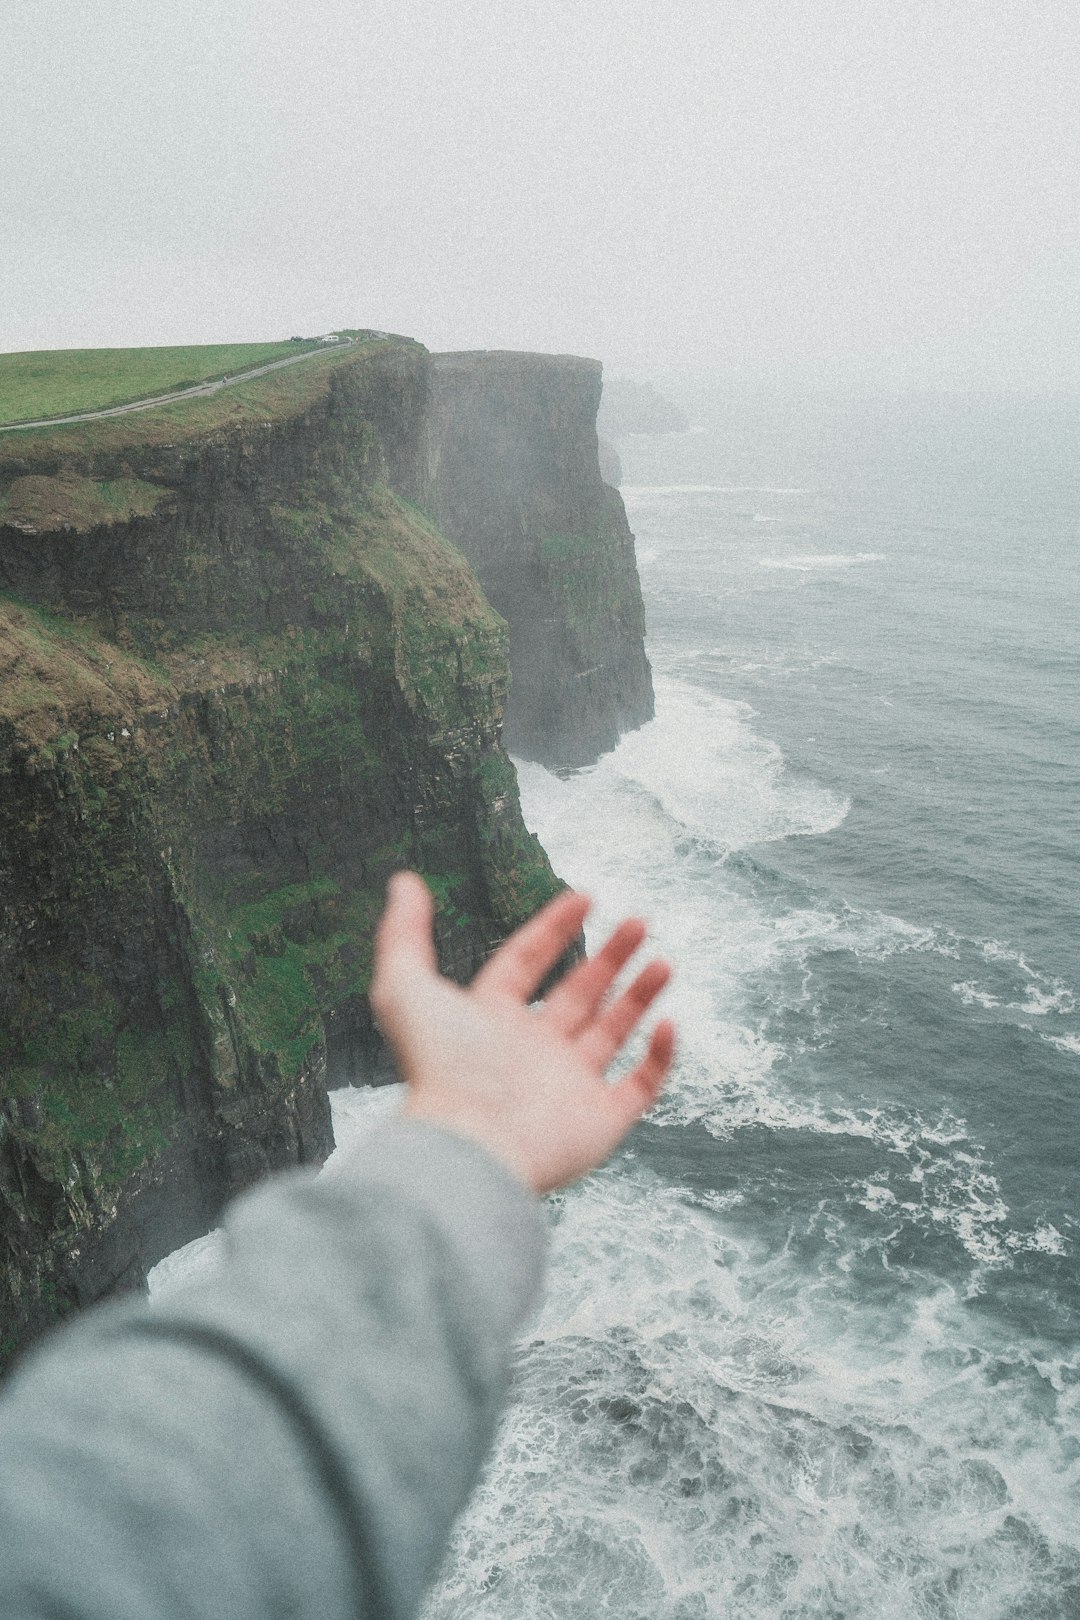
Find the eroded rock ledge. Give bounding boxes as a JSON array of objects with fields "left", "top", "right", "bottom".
[
  {"left": 428, "top": 351, "right": 654, "bottom": 768},
  {"left": 0, "top": 337, "right": 652, "bottom": 1366}
]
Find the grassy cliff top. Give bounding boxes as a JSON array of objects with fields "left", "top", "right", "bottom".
[
  {"left": 0, "top": 335, "right": 418, "bottom": 471},
  {"left": 0, "top": 340, "right": 329, "bottom": 426}
]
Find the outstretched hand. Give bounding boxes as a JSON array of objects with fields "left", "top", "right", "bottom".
[{"left": 369, "top": 873, "right": 675, "bottom": 1194}]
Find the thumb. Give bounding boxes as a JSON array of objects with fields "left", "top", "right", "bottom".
[{"left": 371, "top": 872, "right": 438, "bottom": 1025}]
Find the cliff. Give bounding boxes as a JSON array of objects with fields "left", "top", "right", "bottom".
[
  {"left": 597, "top": 375, "right": 689, "bottom": 436},
  {"left": 1, "top": 337, "right": 612, "bottom": 1368},
  {"left": 427, "top": 352, "right": 653, "bottom": 768},
  {"left": 597, "top": 436, "right": 623, "bottom": 488}
]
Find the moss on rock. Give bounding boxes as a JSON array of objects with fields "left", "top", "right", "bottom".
[{"left": 0, "top": 343, "right": 562, "bottom": 1371}]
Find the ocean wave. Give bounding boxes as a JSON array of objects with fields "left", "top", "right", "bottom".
[
  {"left": 428, "top": 1166, "right": 1080, "bottom": 1620},
  {"left": 512, "top": 689, "right": 1039, "bottom": 1274},
  {"left": 942, "top": 939, "right": 1079, "bottom": 1038},
  {"left": 519, "top": 675, "right": 849, "bottom": 859},
  {"left": 1009, "top": 981, "right": 1076, "bottom": 1017},
  {"left": 952, "top": 980, "right": 1002, "bottom": 1009},
  {"left": 666, "top": 646, "right": 846, "bottom": 681},
  {"left": 1042, "top": 1031, "right": 1080, "bottom": 1057},
  {"left": 622, "top": 484, "right": 812, "bottom": 497},
  {"left": 758, "top": 551, "right": 885, "bottom": 571},
  {"left": 659, "top": 1057, "right": 1027, "bottom": 1270}
]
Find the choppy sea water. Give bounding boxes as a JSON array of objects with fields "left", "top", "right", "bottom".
[
  {"left": 153, "top": 390, "right": 1080, "bottom": 1619},
  {"left": 424, "top": 391, "right": 1080, "bottom": 1620}
]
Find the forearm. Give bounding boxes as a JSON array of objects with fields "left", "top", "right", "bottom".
[{"left": 0, "top": 1119, "right": 547, "bottom": 1620}]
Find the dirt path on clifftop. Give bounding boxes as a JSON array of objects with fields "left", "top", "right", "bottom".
[{"left": 0, "top": 340, "right": 359, "bottom": 434}]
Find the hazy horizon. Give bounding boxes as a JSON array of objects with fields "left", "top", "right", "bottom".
[{"left": 4, "top": 0, "right": 1078, "bottom": 394}]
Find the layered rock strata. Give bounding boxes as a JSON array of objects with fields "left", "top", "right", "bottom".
[
  {"left": 428, "top": 351, "right": 653, "bottom": 768},
  {"left": 0, "top": 340, "right": 570, "bottom": 1367}
]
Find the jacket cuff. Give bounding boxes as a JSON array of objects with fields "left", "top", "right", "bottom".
[{"left": 307, "top": 1116, "right": 549, "bottom": 1344}]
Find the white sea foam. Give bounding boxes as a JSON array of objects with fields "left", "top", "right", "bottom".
[
  {"left": 427, "top": 1160, "right": 1080, "bottom": 1620},
  {"left": 622, "top": 484, "right": 812, "bottom": 497},
  {"left": 952, "top": 980, "right": 1002, "bottom": 1009},
  {"left": 146, "top": 1226, "right": 224, "bottom": 1298},
  {"left": 758, "top": 551, "right": 885, "bottom": 571},
  {"left": 513, "top": 690, "right": 1040, "bottom": 1275},
  {"left": 1009, "top": 981, "right": 1076, "bottom": 1017},
  {"left": 526, "top": 675, "right": 849, "bottom": 860},
  {"left": 322, "top": 1080, "right": 404, "bottom": 1161},
  {"left": 980, "top": 939, "right": 1037, "bottom": 972},
  {"left": 950, "top": 940, "right": 1079, "bottom": 1034},
  {"left": 1043, "top": 1031, "right": 1080, "bottom": 1057},
  {"left": 149, "top": 1084, "right": 405, "bottom": 1301}
]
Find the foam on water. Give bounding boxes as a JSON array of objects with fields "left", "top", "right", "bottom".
[
  {"left": 421, "top": 671, "right": 1080, "bottom": 1619},
  {"left": 952, "top": 981, "right": 1002, "bottom": 1009},
  {"left": 512, "top": 685, "right": 1044, "bottom": 1273},
  {"left": 758, "top": 551, "right": 885, "bottom": 570},
  {"left": 1043, "top": 1031, "right": 1080, "bottom": 1058},
  {"left": 148, "top": 1084, "right": 404, "bottom": 1302},
  {"left": 147, "top": 1226, "right": 225, "bottom": 1298},
  {"left": 623, "top": 484, "right": 812, "bottom": 497},
  {"left": 943, "top": 940, "right": 1079, "bottom": 1059},
  {"left": 427, "top": 1160, "right": 1080, "bottom": 1620},
  {"left": 532, "top": 675, "right": 848, "bottom": 862},
  {"left": 1010, "top": 982, "right": 1075, "bottom": 1017}
]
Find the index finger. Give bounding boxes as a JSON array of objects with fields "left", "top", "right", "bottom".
[{"left": 472, "top": 889, "right": 591, "bottom": 1005}]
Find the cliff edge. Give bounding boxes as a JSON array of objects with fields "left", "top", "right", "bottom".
[
  {"left": 0, "top": 335, "right": 654, "bottom": 1368},
  {"left": 0, "top": 340, "right": 563, "bottom": 1365},
  {"left": 428, "top": 352, "right": 654, "bottom": 768}
]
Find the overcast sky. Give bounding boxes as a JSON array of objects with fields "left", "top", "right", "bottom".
[{"left": 3, "top": 0, "right": 1078, "bottom": 389}]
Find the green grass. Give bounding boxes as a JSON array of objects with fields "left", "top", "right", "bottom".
[
  {"left": 0, "top": 473, "right": 171, "bottom": 533},
  {"left": 4, "top": 987, "right": 191, "bottom": 1192},
  {"left": 0, "top": 340, "right": 414, "bottom": 468},
  {"left": 0, "top": 594, "right": 172, "bottom": 757},
  {"left": 0, "top": 340, "right": 323, "bottom": 426}
]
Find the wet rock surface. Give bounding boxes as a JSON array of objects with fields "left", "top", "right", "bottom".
[{"left": 1, "top": 339, "right": 624, "bottom": 1367}]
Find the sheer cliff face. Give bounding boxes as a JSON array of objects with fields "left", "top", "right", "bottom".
[
  {"left": 0, "top": 342, "right": 566, "bottom": 1366},
  {"left": 426, "top": 352, "right": 654, "bottom": 769}
]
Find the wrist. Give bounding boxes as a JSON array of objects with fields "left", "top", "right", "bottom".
[{"left": 401, "top": 1094, "right": 540, "bottom": 1194}]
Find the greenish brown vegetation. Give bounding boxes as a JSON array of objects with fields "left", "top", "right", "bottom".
[
  {"left": 0, "top": 340, "right": 323, "bottom": 426},
  {"left": 0, "top": 340, "right": 413, "bottom": 470},
  {"left": 0, "top": 597, "right": 172, "bottom": 758},
  {"left": 0, "top": 473, "right": 172, "bottom": 533},
  {"left": 0, "top": 344, "right": 574, "bottom": 1369}
]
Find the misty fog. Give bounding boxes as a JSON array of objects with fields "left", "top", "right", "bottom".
[{"left": 2, "top": 0, "right": 1078, "bottom": 391}]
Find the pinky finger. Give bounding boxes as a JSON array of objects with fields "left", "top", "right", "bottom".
[{"left": 609, "top": 1019, "right": 676, "bottom": 1133}]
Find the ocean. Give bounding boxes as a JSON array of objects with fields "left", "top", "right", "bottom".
[
  {"left": 424, "top": 388, "right": 1080, "bottom": 1620},
  {"left": 152, "top": 386, "right": 1080, "bottom": 1619}
]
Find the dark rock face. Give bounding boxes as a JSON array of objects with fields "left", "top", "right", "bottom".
[
  {"left": 0, "top": 341, "right": 567, "bottom": 1369},
  {"left": 427, "top": 351, "right": 654, "bottom": 769},
  {"left": 597, "top": 436, "right": 623, "bottom": 488}
]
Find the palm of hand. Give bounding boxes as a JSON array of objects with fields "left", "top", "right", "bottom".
[{"left": 370, "top": 875, "right": 675, "bottom": 1193}]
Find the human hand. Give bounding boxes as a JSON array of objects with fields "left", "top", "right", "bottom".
[{"left": 369, "top": 873, "right": 675, "bottom": 1194}]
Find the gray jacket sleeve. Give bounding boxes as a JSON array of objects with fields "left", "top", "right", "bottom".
[{"left": 0, "top": 1118, "right": 548, "bottom": 1620}]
